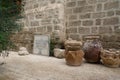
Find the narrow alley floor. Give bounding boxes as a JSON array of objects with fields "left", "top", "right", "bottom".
[{"left": 0, "top": 52, "right": 120, "bottom": 80}]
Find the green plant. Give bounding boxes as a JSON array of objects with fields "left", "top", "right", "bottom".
[{"left": 0, "top": 0, "right": 24, "bottom": 51}]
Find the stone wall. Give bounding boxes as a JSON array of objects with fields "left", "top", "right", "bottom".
[
  {"left": 14, "top": 0, "right": 120, "bottom": 53},
  {"left": 13, "top": 0, "right": 66, "bottom": 52},
  {"left": 22, "top": 0, "right": 66, "bottom": 40},
  {"left": 11, "top": 31, "right": 33, "bottom": 53},
  {"left": 65, "top": 0, "right": 120, "bottom": 49}
]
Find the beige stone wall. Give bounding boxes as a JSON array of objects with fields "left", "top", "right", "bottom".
[
  {"left": 65, "top": 0, "right": 120, "bottom": 49},
  {"left": 12, "top": 0, "right": 66, "bottom": 53},
  {"left": 15, "top": 0, "right": 120, "bottom": 53},
  {"left": 22, "top": 0, "right": 66, "bottom": 41}
]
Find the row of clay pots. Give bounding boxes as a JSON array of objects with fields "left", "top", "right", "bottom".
[{"left": 54, "top": 37, "right": 120, "bottom": 68}]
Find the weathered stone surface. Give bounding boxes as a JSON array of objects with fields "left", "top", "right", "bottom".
[
  {"left": 36, "top": 27, "right": 46, "bottom": 33},
  {"left": 104, "top": 1, "right": 119, "bottom": 10},
  {"left": 99, "top": 27, "right": 112, "bottom": 34},
  {"left": 92, "top": 12, "right": 105, "bottom": 18},
  {"left": 69, "top": 34, "right": 80, "bottom": 40},
  {"left": 77, "top": 0, "right": 87, "bottom": 6},
  {"left": 91, "top": 27, "right": 98, "bottom": 34},
  {"left": 116, "top": 10, "right": 120, "bottom": 15},
  {"left": 19, "top": 0, "right": 120, "bottom": 54},
  {"left": 69, "top": 15, "right": 77, "bottom": 20},
  {"left": 68, "top": 20, "right": 81, "bottom": 27},
  {"left": 116, "top": 36, "right": 120, "bottom": 42},
  {"left": 107, "top": 11, "right": 114, "bottom": 16},
  {"left": 65, "top": 50, "right": 84, "bottom": 66},
  {"left": 96, "top": 19, "right": 101, "bottom": 25},
  {"left": 87, "top": 0, "right": 97, "bottom": 4},
  {"left": 66, "top": 2, "right": 76, "bottom": 7},
  {"left": 82, "top": 20, "right": 93, "bottom": 26},
  {"left": 18, "top": 47, "right": 29, "bottom": 56},
  {"left": 67, "top": 28, "right": 77, "bottom": 33},
  {"left": 96, "top": 3, "right": 102, "bottom": 11},
  {"left": 97, "top": 0, "right": 107, "bottom": 2},
  {"left": 73, "top": 6, "right": 94, "bottom": 13},
  {"left": 79, "top": 27, "right": 90, "bottom": 34},
  {"left": 66, "top": 8, "right": 73, "bottom": 14},
  {"left": 46, "top": 25, "right": 53, "bottom": 32},
  {"left": 103, "top": 17, "right": 119, "bottom": 25},
  {"left": 41, "top": 19, "right": 51, "bottom": 25},
  {"left": 31, "top": 21, "right": 39, "bottom": 26},
  {"left": 79, "top": 13, "right": 91, "bottom": 19},
  {"left": 54, "top": 48, "right": 65, "bottom": 58},
  {"left": 101, "top": 49, "right": 120, "bottom": 68}
]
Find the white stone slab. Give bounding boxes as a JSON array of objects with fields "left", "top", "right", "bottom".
[{"left": 33, "top": 35, "right": 50, "bottom": 56}]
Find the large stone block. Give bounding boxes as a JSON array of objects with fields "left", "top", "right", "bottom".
[
  {"left": 116, "top": 10, "right": 120, "bottom": 15},
  {"left": 82, "top": 20, "right": 93, "bottom": 26},
  {"left": 66, "top": 1, "right": 76, "bottom": 7},
  {"left": 18, "top": 47, "right": 29, "bottom": 56},
  {"left": 54, "top": 25, "right": 61, "bottom": 30},
  {"left": 87, "top": 0, "right": 97, "bottom": 4},
  {"left": 36, "top": 27, "right": 46, "bottom": 33},
  {"left": 73, "top": 6, "right": 94, "bottom": 13},
  {"left": 66, "top": 9, "right": 73, "bottom": 14},
  {"left": 107, "top": 11, "right": 114, "bottom": 16},
  {"left": 77, "top": 0, "right": 87, "bottom": 6},
  {"left": 92, "top": 12, "right": 106, "bottom": 18},
  {"left": 97, "top": 0, "right": 107, "bottom": 2},
  {"left": 54, "top": 48, "right": 65, "bottom": 58},
  {"left": 96, "top": 3, "right": 102, "bottom": 11},
  {"left": 91, "top": 27, "right": 98, "bottom": 34},
  {"left": 31, "top": 21, "right": 39, "bottom": 26},
  {"left": 104, "top": 1, "right": 119, "bottom": 10},
  {"left": 103, "top": 17, "right": 119, "bottom": 25},
  {"left": 41, "top": 19, "right": 51, "bottom": 25},
  {"left": 67, "top": 28, "right": 77, "bottom": 33},
  {"left": 79, "top": 13, "right": 91, "bottom": 19},
  {"left": 36, "top": 12, "right": 44, "bottom": 19},
  {"left": 78, "top": 27, "right": 90, "bottom": 34},
  {"left": 69, "top": 34, "right": 80, "bottom": 40},
  {"left": 99, "top": 27, "right": 112, "bottom": 34},
  {"left": 116, "top": 36, "right": 120, "bottom": 42},
  {"left": 69, "top": 15, "right": 77, "bottom": 20},
  {"left": 68, "top": 20, "right": 81, "bottom": 27},
  {"left": 96, "top": 19, "right": 101, "bottom": 25},
  {"left": 46, "top": 25, "right": 53, "bottom": 32},
  {"left": 102, "top": 35, "right": 117, "bottom": 42}
]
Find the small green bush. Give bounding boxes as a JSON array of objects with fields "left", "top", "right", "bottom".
[{"left": 0, "top": 0, "right": 24, "bottom": 51}]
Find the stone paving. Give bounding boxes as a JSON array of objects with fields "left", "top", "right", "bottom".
[{"left": 0, "top": 52, "right": 120, "bottom": 80}]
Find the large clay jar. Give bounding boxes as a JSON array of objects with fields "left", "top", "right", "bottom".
[
  {"left": 64, "top": 38, "right": 84, "bottom": 66},
  {"left": 65, "top": 50, "right": 84, "bottom": 66},
  {"left": 83, "top": 35, "right": 102, "bottom": 63},
  {"left": 101, "top": 49, "right": 120, "bottom": 68}
]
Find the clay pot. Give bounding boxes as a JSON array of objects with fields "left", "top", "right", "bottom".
[
  {"left": 101, "top": 49, "right": 120, "bottom": 68},
  {"left": 83, "top": 36, "right": 102, "bottom": 63},
  {"left": 64, "top": 39, "right": 84, "bottom": 66},
  {"left": 65, "top": 50, "right": 84, "bottom": 66}
]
